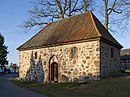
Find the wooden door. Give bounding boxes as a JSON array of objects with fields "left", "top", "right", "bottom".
[{"left": 51, "top": 62, "right": 58, "bottom": 82}]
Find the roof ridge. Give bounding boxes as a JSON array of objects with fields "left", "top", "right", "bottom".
[
  {"left": 89, "top": 12, "right": 101, "bottom": 37},
  {"left": 50, "top": 11, "right": 91, "bottom": 24}
]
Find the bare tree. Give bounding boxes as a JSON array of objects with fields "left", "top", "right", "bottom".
[
  {"left": 102, "top": 0, "right": 130, "bottom": 32},
  {"left": 104, "top": 0, "right": 116, "bottom": 29},
  {"left": 21, "top": 0, "right": 130, "bottom": 33},
  {"left": 21, "top": 0, "right": 93, "bottom": 31}
]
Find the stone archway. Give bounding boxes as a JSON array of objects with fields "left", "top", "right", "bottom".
[{"left": 49, "top": 55, "right": 59, "bottom": 82}]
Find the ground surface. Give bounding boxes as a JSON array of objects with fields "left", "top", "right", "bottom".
[
  {"left": 0, "top": 74, "right": 49, "bottom": 97},
  {"left": 13, "top": 75, "right": 130, "bottom": 97}
]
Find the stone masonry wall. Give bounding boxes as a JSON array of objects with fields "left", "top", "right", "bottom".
[
  {"left": 100, "top": 41, "right": 120, "bottom": 78},
  {"left": 19, "top": 40, "right": 100, "bottom": 82}
]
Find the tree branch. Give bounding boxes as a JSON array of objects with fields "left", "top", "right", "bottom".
[
  {"left": 54, "top": 0, "right": 64, "bottom": 18},
  {"left": 21, "top": 0, "right": 92, "bottom": 32},
  {"left": 108, "top": 0, "right": 117, "bottom": 15}
]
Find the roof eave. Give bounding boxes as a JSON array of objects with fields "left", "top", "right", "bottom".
[
  {"left": 100, "top": 37, "right": 123, "bottom": 49},
  {"left": 17, "top": 37, "right": 100, "bottom": 51}
]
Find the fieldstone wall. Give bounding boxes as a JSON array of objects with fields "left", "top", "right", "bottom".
[
  {"left": 100, "top": 41, "right": 120, "bottom": 78},
  {"left": 19, "top": 40, "right": 100, "bottom": 82},
  {"left": 19, "top": 51, "right": 44, "bottom": 82}
]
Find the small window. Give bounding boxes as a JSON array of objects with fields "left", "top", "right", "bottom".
[
  {"left": 111, "top": 48, "right": 114, "bottom": 58},
  {"left": 70, "top": 47, "right": 78, "bottom": 59},
  {"left": 34, "top": 52, "right": 37, "bottom": 59}
]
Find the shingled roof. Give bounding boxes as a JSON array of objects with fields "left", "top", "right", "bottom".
[{"left": 17, "top": 11, "right": 123, "bottom": 51}]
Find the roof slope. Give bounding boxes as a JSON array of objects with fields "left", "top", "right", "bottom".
[{"left": 18, "top": 12, "right": 122, "bottom": 50}]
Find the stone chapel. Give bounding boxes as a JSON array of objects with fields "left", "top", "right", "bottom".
[{"left": 17, "top": 11, "right": 123, "bottom": 82}]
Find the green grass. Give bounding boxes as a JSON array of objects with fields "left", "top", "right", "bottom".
[
  {"left": 125, "top": 70, "right": 130, "bottom": 73},
  {"left": 12, "top": 76, "right": 130, "bottom": 97}
]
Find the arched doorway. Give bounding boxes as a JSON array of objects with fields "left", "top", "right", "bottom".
[{"left": 50, "top": 62, "right": 58, "bottom": 82}]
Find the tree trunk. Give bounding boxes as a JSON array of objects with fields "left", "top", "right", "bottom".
[{"left": 104, "top": 0, "right": 109, "bottom": 30}]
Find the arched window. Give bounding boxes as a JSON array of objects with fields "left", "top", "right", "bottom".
[
  {"left": 34, "top": 52, "right": 37, "bottom": 59},
  {"left": 70, "top": 47, "right": 78, "bottom": 59}
]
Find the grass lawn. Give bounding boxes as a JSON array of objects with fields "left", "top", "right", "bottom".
[{"left": 12, "top": 76, "right": 130, "bottom": 97}]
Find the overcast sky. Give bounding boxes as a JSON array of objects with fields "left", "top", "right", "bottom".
[{"left": 0, "top": 0, "right": 130, "bottom": 65}]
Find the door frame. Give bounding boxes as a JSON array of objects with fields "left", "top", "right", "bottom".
[{"left": 48, "top": 55, "right": 59, "bottom": 83}]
